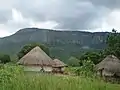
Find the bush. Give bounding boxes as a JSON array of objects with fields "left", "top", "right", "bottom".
[
  {"left": 0, "top": 64, "right": 23, "bottom": 84},
  {"left": 79, "top": 51, "right": 102, "bottom": 65},
  {"left": 68, "top": 57, "right": 80, "bottom": 66},
  {"left": 0, "top": 54, "right": 11, "bottom": 64},
  {"left": 75, "top": 59, "right": 95, "bottom": 77}
]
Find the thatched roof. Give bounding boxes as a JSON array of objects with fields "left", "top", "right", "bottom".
[
  {"left": 52, "top": 59, "right": 67, "bottom": 68},
  {"left": 18, "top": 46, "right": 54, "bottom": 66},
  {"left": 96, "top": 55, "right": 120, "bottom": 76}
]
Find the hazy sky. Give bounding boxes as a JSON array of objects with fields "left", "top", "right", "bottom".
[{"left": 0, "top": 0, "right": 120, "bottom": 37}]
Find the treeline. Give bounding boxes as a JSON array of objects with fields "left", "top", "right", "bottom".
[
  {"left": 0, "top": 28, "right": 120, "bottom": 67},
  {"left": 0, "top": 43, "right": 49, "bottom": 64},
  {"left": 68, "top": 29, "right": 120, "bottom": 66}
]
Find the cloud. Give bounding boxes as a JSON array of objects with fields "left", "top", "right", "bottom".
[
  {"left": 0, "top": 30, "right": 11, "bottom": 37},
  {"left": 15, "top": 0, "right": 105, "bottom": 30},
  {"left": 0, "top": 24, "right": 12, "bottom": 37},
  {"left": 89, "top": 0, "right": 120, "bottom": 9},
  {"left": 0, "top": 8, "right": 58, "bottom": 35},
  {"left": 15, "top": 0, "right": 116, "bottom": 30},
  {"left": 31, "top": 21, "right": 58, "bottom": 29},
  {"left": 0, "top": 0, "right": 120, "bottom": 37}
]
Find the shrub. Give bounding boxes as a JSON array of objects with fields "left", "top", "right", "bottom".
[
  {"left": 79, "top": 51, "right": 102, "bottom": 65},
  {"left": 0, "top": 64, "right": 23, "bottom": 84},
  {"left": 75, "top": 59, "right": 95, "bottom": 77},
  {"left": 68, "top": 57, "right": 80, "bottom": 66},
  {"left": 0, "top": 54, "right": 11, "bottom": 64}
]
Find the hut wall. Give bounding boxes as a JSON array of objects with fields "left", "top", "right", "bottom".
[
  {"left": 102, "top": 70, "right": 114, "bottom": 76},
  {"left": 52, "top": 67, "right": 65, "bottom": 73},
  {"left": 43, "top": 66, "right": 53, "bottom": 72},
  {"left": 96, "top": 71, "right": 101, "bottom": 76},
  {"left": 61, "top": 67, "right": 65, "bottom": 72},
  {"left": 24, "top": 66, "right": 42, "bottom": 71},
  {"left": 52, "top": 67, "right": 61, "bottom": 72}
]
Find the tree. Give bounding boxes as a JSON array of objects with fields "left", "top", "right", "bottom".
[
  {"left": 17, "top": 43, "right": 49, "bottom": 59},
  {"left": 0, "top": 54, "right": 11, "bottom": 64},
  {"left": 112, "top": 28, "right": 117, "bottom": 33},
  {"left": 105, "top": 29, "right": 120, "bottom": 58},
  {"left": 79, "top": 51, "right": 102, "bottom": 65}
]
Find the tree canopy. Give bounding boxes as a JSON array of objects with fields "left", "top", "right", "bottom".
[
  {"left": 17, "top": 43, "right": 50, "bottom": 59},
  {"left": 79, "top": 51, "right": 102, "bottom": 65},
  {"left": 0, "top": 54, "right": 11, "bottom": 64},
  {"left": 105, "top": 29, "right": 120, "bottom": 58}
]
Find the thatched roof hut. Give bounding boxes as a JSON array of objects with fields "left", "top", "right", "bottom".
[
  {"left": 18, "top": 46, "right": 54, "bottom": 66},
  {"left": 96, "top": 55, "right": 120, "bottom": 77},
  {"left": 52, "top": 59, "right": 67, "bottom": 73},
  {"left": 53, "top": 59, "right": 67, "bottom": 68}
]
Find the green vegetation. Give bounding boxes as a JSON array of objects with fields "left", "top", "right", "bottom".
[
  {"left": 0, "top": 29, "right": 120, "bottom": 90},
  {"left": 0, "top": 65, "right": 120, "bottom": 90},
  {"left": 72, "top": 29, "right": 120, "bottom": 66},
  {"left": 78, "top": 51, "right": 102, "bottom": 65},
  {"left": 104, "top": 29, "right": 120, "bottom": 58},
  {"left": 0, "top": 28, "right": 108, "bottom": 63},
  {"left": 0, "top": 54, "right": 11, "bottom": 64},
  {"left": 17, "top": 43, "right": 49, "bottom": 59},
  {"left": 68, "top": 57, "right": 80, "bottom": 66},
  {"left": 75, "top": 60, "right": 95, "bottom": 77}
]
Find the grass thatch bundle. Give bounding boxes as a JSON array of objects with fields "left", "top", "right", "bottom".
[{"left": 18, "top": 46, "right": 54, "bottom": 66}]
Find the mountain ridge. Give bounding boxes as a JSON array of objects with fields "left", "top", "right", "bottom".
[{"left": 0, "top": 28, "right": 109, "bottom": 62}]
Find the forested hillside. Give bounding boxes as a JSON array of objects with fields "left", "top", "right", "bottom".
[{"left": 0, "top": 28, "right": 109, "bottom": 62}]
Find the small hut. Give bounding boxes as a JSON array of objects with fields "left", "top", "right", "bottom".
[
  {"left": 18, "top": 46, "right": 54, "bottom": 72},
  {"left": 52, "top": 59, "right": 67, "bottom": 73},
  {"left": 95, "top": 55, "right": 120, "bottom": 82}
]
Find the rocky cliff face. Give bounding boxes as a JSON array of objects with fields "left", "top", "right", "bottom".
[{"left": 0, "top": 28, "right": 109, "bottom": 62}]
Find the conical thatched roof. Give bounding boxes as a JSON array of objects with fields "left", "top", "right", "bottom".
[
  {"left": 96, "top": 55, "right": 120, "bottom": 76},
  {"left": 53, "top": 59, "right": 67, "bottom": 67},
  {"left": 18, "top": 46, "right": 54, "bottom": 66}
]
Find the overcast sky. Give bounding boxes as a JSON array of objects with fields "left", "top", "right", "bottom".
[{"left": 0, "top": 0, "right": 120, "bottom": 37}]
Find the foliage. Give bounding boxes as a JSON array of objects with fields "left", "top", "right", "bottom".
[
  {"left": 0, "top": 64, "right": 23, "bottom": 84},
  {"left": 0, "top": 28, "right": 108, "bottom": 63},
  {"left": 0, "top": 54, "right": 11, "bottom": 64},
  {"left": 82, "top": 59, "right": 95, "bottom": 72},
  {"left": 17, "top": 43, "right": 49, "bottom": 59},
  {"left": 0, "top": 70, "right": 120, "bottom": 90},
  {"left": 64, "top": 67, "right": 80, "bottom": 75},
  {"left": 68, "top": 57, "right": 80, "bottom": 66},
  {"left": 66, "top": 58, "right": 95, "bottom": 77},
  {"left": 105, "top": 29, "right": 120, "bottom": 58},
  {"left": 75, "top": 59, "right": 95, "bottom": 77},
  {"left": 79, "top": 51, "right": 102, "bottom": 65},
  {"left": 0, "top": 64, "right": 120, "bottom": 90}
]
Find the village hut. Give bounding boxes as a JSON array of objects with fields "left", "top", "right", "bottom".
[
  {"left": 52, "top": 59, "right": 67, "bottom": 73},
  {"left": 17, "top": 46, "right": 54, "bottom": 72},
  {"left": 95, "top": 55, "right": 120, "bottom": 82}
]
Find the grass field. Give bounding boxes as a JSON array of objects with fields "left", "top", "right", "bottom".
[
  {"left": 0, "top": 65, "right": 120, "bottom": 90},
  {"left": 1, "top": 73, "right": 120, "bottom": 90}
]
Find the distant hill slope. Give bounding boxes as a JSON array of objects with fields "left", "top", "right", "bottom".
[{"left": 0, "top": 28, "right": 109, "bottom": 62}]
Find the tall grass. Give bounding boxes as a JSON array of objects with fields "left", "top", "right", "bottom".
[{"left": 0, "top": 65, "right": 120, "bottom": 90}]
